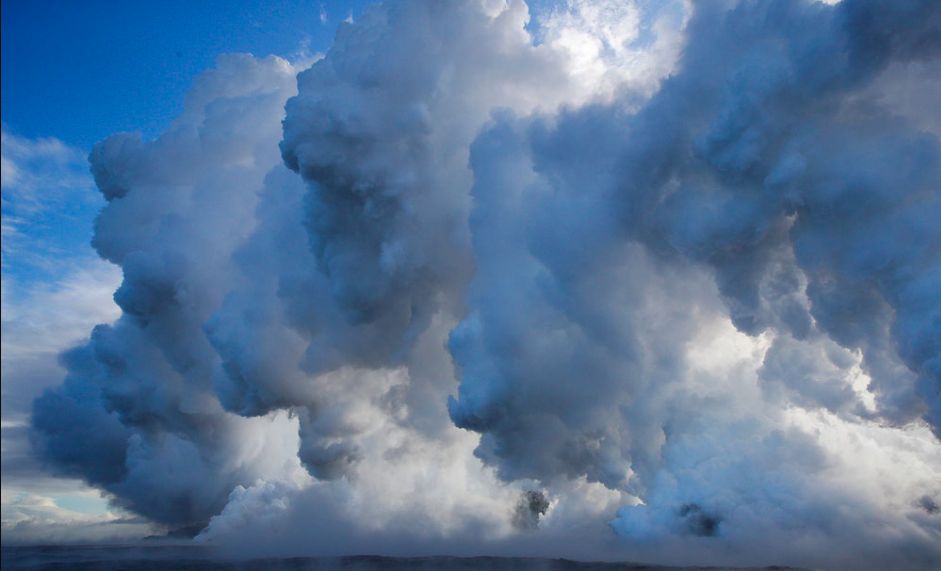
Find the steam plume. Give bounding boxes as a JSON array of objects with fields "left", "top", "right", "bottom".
[{"left": 29, "top": 1, "right": 941, "bottom": 567}]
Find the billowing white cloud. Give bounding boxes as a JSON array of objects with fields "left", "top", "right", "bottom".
[{"left": 21, "top": 0, "right": 941, "bottom": 568}]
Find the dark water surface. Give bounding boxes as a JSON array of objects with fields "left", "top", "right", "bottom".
[{"left": 1, "top": 546, "right": 810, "bottom": 571}]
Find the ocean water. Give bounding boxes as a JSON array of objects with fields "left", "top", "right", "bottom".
[{"left": 0, "top": 547, "right": 808, "bottom": 571}]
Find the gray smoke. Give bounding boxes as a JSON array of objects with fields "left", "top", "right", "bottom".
[{"left": 513, "top": 490, "right": 550, "bottom": 530}]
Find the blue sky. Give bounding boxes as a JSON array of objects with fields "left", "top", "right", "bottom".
[{"left": 1, "top": 0, "right": 371, "bottom": 148}]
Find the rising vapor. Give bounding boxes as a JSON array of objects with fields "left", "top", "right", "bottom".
[{"left": 29, "top": 0, "right": 941, "bottom": 568}]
